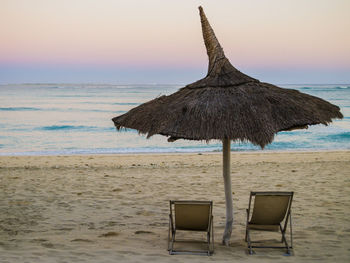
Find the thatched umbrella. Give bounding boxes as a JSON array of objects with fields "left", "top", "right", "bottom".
[{"left": 112, "top": 6, "right": 343, "bottom": 245}]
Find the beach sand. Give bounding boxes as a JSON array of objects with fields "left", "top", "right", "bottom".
[{"left": 1, "top": 151, "right": 350, "bottom": 262}]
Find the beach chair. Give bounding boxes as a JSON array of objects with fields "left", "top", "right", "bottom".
[
  {"left": 168, "top": 200, "right": 214, "bottom": 255},
  {"left": 245, "top": 191, "right": 294, "bottom": 255}
]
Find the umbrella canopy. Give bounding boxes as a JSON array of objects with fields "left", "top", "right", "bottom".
[
  {"left": 113, "top": 6, "right": 342, "bottom": 148},
  {"left": 112, "top": 6, "right": 343, "bottom": 245}
]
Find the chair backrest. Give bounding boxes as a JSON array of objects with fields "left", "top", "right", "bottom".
[
  {"left": 249, "top": 192, "right": 293, "bottom": 225},
  {"left": 170, "top": 200, "right": 212, "bottom": 231}
]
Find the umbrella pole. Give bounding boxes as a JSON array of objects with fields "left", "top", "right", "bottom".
[{"left": 222, "top": 138, "right": 233, "bottom": 246}]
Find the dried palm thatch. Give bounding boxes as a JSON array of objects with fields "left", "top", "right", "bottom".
[
  {"left": 112, "top": 6, "right": 343, "bottom": 246},
  {"left": 113, "top": 7, "right": 343, "bottom": 148}
]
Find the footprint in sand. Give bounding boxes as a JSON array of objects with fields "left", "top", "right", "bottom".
[
  {"left": 99, "top": 231, "right": 119, "bottom": 237},
  {"left": 31, "top": 238, "right": 49, "bottom": 243},
  {"left": 136, "top": 210, "right": 155, "bottom": 216},
  {"left": 41, "top": 242, "right": 55, "bottom": 248},
  {"left": 71, "top": 238, "right": 94, "bottom": 243},
  {"left": 134, "top": 230, "right": 154, "bottom": 235}
]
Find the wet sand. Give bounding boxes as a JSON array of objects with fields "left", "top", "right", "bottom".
[{"left": 1, "top": 151, "right": 350, "bottom": 262}]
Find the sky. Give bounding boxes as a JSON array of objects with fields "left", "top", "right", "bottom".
[{"left": 1, "top": 0, "right": 350, "bottom": 84}]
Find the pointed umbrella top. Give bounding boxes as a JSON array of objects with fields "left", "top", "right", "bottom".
[
  {"left": 199, "top": 6, "right": 225, "bottom": 75},
  {"left": 189, "top": 6, "right": 257, "bottom": 88}
]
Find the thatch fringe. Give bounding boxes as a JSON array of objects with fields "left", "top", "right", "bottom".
[{"left": 113, "top": 82, "right": 342, "bottom": 148}]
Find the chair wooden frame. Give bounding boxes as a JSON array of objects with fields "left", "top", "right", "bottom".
[
  {"left": 168, "top": 200, "right": 214, "bottom": 255},
  {"left": 245, "top": 191, "right": 294, "bottom": 255}
]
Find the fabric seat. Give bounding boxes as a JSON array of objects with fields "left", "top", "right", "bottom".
[
  {"left": 168, "top": 200, "right": 214, "bottom": 255},
  {"left": 245, "top": 191, "right": 294, "bottom": 255}
]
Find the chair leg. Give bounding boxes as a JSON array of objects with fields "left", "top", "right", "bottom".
[
  {"left": 280, "top": 225, "right": 290, "bottom": 254},
  {"left": 283, "top": 233, "right": 290, "bottom": 254},
  {"left": 169, "top": 231, "right": 176, "bottom": 254},
  {"left": 290, "top": 213, "right": 293, "bottom": 249},
  {"left": 168, "top": 219, "right": 171, "bottom": 251},
  {"left": 245, "top": 208, "right": 249, "bottom": 242},
  {"left": 246, "top": 228, "right": 253, "bottom": 255},
  {"left": 212, "top": 218, "right": 214, "bottom": 254},
  {"left": 207, "top": 232, "right": 210, "bottom": 255},
  {"left": 207, "top": 216, "right": 214, "bottom": 255}
]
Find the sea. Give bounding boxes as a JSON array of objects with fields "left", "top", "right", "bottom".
[{"left": 0, "top": 84, "right": 349, "bottom": 156}]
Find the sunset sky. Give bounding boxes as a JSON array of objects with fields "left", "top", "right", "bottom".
[{"left": 1, "top": 0, "right": 349, "bottom": 84}]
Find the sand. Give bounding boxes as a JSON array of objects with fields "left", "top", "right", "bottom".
[{"left": 1, "top": 151, "right": 350, "bottom": 262}]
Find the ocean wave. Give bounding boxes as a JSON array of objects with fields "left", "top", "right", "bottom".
[
  {"left": 36, "top": 125, "right": 124, "bottom": 132},
  {"left": 38, "top": 125, "right": 97, "bottom": 131},
  {"left": 64, "top": 108, "right": 122, "bottom": 113},
  {"left": 298, "top": 86, "right": 350, "bottom": 91},
  {"left": 112, "top": 102, "right": 140, "bottom": 105},
  {"left": 62, "top": 108, "right": 125, "bottom": 113},
  {"left": 0, "top": 107, "right": 124, "bottom": 114},
  {"left": 334, "top": 86, "right": 350, "bottom": 90},
  {"left": 319, "top": 132, "right": 350, "bottom": 141},
  {"left": 0, "top": 107, "right": 41, "bottom": 111},
  {"left": 300, "top": 87, "right": 313, "bottom": 90}
]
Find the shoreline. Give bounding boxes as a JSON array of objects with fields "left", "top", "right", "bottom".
[
  {"left": 1, "top": 148, "right": 349, "bottom": 157},
  {"left": 1, "top": 151, "right": 350, "bottom": 170}
]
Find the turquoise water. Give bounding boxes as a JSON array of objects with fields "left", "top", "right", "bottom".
[{"left": 0, "top": 84, "right": 349, "bottom": 155}]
